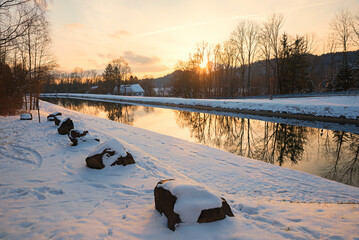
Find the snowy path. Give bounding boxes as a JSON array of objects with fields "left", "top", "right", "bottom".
[{"left": 0, "top": 101, "right": 358, "bottom": 239}]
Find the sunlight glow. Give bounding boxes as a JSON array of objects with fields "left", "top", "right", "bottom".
[{"left": 199, "top": 60, "right": 207, "bottom": 69}]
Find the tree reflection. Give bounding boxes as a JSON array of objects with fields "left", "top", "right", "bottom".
[
  {"left": 324, "top": 131, "right": 359, "bottom": 186},
  {"left": 48, "top": 98, "right": 139, "bottom": 125},
  {"left": 104, "top": 103, "right": 137, "bottom": 125},
  {"left": 175, "top": 111, "right": 308, "bottom": 166}
]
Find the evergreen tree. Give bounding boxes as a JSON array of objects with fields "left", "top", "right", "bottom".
[
  {"left": 333, "top": 62, "right": 353, "bottom": 91},
  {"left": 279, "top": 34, "right": 312, "bottom": 94}
]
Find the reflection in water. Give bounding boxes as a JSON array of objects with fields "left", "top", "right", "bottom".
[
  {"left": 43, "top": 98, "right": 359, "bottom": 187},
  {"left": 324, "top": 131, "right": 359, "bottom": 186},
  {"left": 175, "top": 111, "right": 359, "bottom": 187},
  {"left": 175, "top": 111, "right": 310, "bottom": 166}
]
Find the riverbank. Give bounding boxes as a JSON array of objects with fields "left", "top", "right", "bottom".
[
  {"left": 1, "top": 100, "right": 359, "bottom": 239},
  {"left": 41, "top": 93, "right": 359, "bottom": 125}
]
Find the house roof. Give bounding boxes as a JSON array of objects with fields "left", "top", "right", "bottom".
[{"left": 120, "top": 84, "right": 144, "bottom": 93}]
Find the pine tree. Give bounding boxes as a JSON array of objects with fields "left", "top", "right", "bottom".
[{"left": 333, "top": 62, "right": 353, "bottom": 91}]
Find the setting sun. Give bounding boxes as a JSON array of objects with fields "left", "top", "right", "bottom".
[{"left": 199, "top": 60, "right": 207, "bottom": 69}]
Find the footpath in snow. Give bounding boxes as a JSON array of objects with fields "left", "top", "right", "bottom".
[
  {"left": 0, "top": 100, "right": 359, "bottom": 239},
  {"left": 41, "top": 93, "right": 359, "bottom": 123}
]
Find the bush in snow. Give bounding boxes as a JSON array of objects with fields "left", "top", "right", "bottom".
[
  {"left": 57, "top": 118, "right": 74, "bottom": 135},
  {"left": 68, "top": 129, "right": 100, "bottom": 146},
  {"left": 20, "top": 113, "right": 32, "bottom": 120},
  {"left": 154, "top": 179, "right": 234, "bottom": 231},
  {"left": 85, "top": 139, "right": 135, "bottom": 169},
  {"left": 47, "top": 112, "right": 62, "bottom": 121}
]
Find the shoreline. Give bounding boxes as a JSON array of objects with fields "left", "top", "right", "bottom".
[{"left": 41, "top": 93, "right": 359, "bottom": 125}]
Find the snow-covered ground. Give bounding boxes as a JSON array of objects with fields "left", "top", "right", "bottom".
[
  {"left": 1, "top": 100, "right": 359, "bottom": 239},
  {"left": 41, "top": 93, "right": 359, "bottom": 120}
]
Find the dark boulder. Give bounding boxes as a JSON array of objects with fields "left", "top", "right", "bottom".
[
  {"left": 154, "top": 179, "right": 234, "bottom": 231},
  {"left": 47, "top": 112, "right": 62, "bottom": 121},
  {"left": 197, "top": 198, "right": 234, "bottom": 223},
  {"left": 54, "top": 116, "right": 64, "bottom": 126},
  {"left": 58, "top": 118, "right": 74, "bottom": 135},
  {"left": 154, "top": 179, "right": 181, "bottom": 231},
  {"left": 85, "top": 139, "right": 135, "bottom": 169}
]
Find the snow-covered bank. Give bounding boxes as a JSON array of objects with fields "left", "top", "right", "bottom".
[
  {"left": 41, "top": 93, "right": 359, "bottom": 122},
  {"left": 0, "top": 101, "right": 359, "bottom": 239}
]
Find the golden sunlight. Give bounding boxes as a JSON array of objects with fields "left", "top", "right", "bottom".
[{"left": 199, "top": 60, "right": 207, "bottom": 69}]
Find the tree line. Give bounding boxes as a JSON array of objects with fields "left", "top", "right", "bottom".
[
  {"left": 0, "top": 0, "right": 55, "bottom": 115},
  {"left": 172, "top": 11, "right": 359, "bottom": 98},
  {"left": 43, "top": 58, "right": 142, "bottom": 94}
]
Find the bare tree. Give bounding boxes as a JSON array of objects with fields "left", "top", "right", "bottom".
[
  {"left": 330, "top": 9, "right": 353, "bottom": 61},
  {"left": 230, "top": 22, "right": 246, "bottom": 94},
  {"left": 263, "top": 13, "right": 285, "bottom": 94},
  {"left": 352, "top": 11, "right": 359, "bottom": 49},
  {"left": 259, "top": 24, "right": 272, "bottom": 94},
  {"left": 245, "top": 21, "right": 260, "bottom": 94},
  {"left": 324, "top": 33, "right": 338, "bottom": 90},
  {"left": 0, "top": 0, "right": 46, "bottom": 47}
]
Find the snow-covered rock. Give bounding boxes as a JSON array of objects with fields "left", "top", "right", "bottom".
[
  {"left": 57, "top": 117, "right": 74, "bottom": 135},
  {"left": 47, "top": 112, "right": 61, "bottom": 121},
  {"left": 68, "top": 129, "right": 100, "bottom": 145},
  {"left": 154, "top": 179, "right": 234, "bottom": 230},
  {"left": 85, "top": 139, "right": 135, "bottom": 169},
  {"left": 20, "top": 113, "right": 32, "bottom": 120}
]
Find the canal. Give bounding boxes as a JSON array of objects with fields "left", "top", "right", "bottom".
[{"left": 42, "top": 97, "right": 359, "bottom": 188}]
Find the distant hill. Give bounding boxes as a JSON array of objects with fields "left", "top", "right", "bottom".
[
  {"left": 150, "top": 50, "right": 359, "bottom": 89},
  {"left": 151, "top": 71, "right": 180, "bottom": 88}
]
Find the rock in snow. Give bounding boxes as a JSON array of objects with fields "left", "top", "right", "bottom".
[
  {"left": 154, "top": 179, "right": 234, "bottom": 231},
  {"left": 85, "top": 139, "right": 135, "bottom": 169},
  {"left": 57, "top": 117, "right": 74, "bottom": 135},
  {"left": 20, "top": 113, "right": 32, "bottom": 120},
  {"left": 47, "top": 112, "right": 62, "bottom": 121},
  {"left": 68, "top": 129, "right": 99, "bottom": 145}
]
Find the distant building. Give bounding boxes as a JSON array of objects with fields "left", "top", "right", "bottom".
[
  {"left": 90, "top": 86, "right": 99, "bottom": 91},
  {"left": 87, "top": 85, "right": 99, "bottom": 94},
  {"left": 113, "top": 84, "right": 144, "bottom": 96}
]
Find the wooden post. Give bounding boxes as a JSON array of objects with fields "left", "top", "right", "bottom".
[{"left": 36, "top": 98, "right": 41, "bottom": 123}]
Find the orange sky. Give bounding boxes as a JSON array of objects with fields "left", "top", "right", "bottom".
[{"left": 48, "top": 0, "right": 359, "bottom": 78}]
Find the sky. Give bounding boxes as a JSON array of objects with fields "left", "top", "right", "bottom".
[{"left": 48, "top": 0, "right": 359, "bottom": 78}]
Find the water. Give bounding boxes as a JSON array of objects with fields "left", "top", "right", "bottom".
[{"left": 43, "top": 97, "right": 359, "bottom": 187}]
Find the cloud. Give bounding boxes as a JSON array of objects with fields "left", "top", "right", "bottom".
[
  {"left": 64, "top": 23, "right": 85, "bottom": 30},
  {"left": 97, "top": 53, "right": 117, "bottom": 59},
  {"left": 134, "top": 0, "right": 339, "bottom": 37},
  {"left": 123, "top": 51, "right": 160, "bottom": 65},
  {"left": 133, "top": 64, "right": 170, "bottom": 72},
  {"left": 109, "top": 30, "right": 131, "bottom": 39}
]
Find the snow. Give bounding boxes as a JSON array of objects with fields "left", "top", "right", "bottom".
[
  {"left": 0, "top": 100, "right": 359, "bottom": 239},
  {"left": 88, "top": 139, "right": 127, "bottom": 166},
  {"left": 41, "top": 93, "right": 359, "bottom": 120},
  {"left": 159, "top": 180, "right": 222, "bottom": 225}
]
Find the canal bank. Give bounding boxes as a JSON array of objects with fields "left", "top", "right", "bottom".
[{"left": 40, "top": 93, "right": 359, "bottom": 125}]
